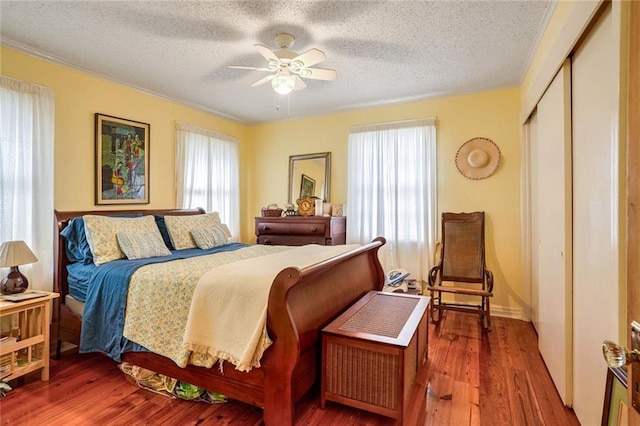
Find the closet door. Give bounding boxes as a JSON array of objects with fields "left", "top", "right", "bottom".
[
  {"left": 529, "top": 60, "right": 573, "bottom": 405},
  {"left": 571, "top": 3, "right": 620, "bottom": 425}
]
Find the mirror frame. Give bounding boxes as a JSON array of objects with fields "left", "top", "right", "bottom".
[{"left": 288, "top": 152, "right": 331, "bottom": 204}]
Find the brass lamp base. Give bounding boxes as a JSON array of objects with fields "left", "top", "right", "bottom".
[{"left": 1, "top": 266, "right": 29, "bottom": 295}]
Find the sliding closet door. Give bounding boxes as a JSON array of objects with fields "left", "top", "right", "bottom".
[
  {"left": 527, "top": 110, "right": 539, "bottom": 330},
  {"left": 529, "top": 60, "right": 573, "bottom": 406},
  {"left": 571, "top": 3, "right": 620, "bottom": 425}
]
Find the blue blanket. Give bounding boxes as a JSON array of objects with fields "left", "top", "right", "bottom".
[{"left": 79, "top": 243, "right": 247, "bottom": 361}]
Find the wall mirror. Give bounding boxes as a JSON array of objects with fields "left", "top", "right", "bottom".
[{"left": 288, "top": 152, "right": 331, "bottom": 203}]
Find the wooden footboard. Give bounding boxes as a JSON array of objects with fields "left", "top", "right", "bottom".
[
  {"left": 123, "top": 238, "right": 386, "bottom": 425},
  {"left": 264, "top": 237, "right": 386, "bottom": 424},
  {"left": 54, "top": 209, "right": 385, "bottom": 425}
]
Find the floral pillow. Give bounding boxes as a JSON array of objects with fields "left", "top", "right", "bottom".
[
  {"left": 164, "top": 212, "right": 222, "bottom": 250},
  {"left": 117, "top": 230, "right": 171, "bottom": 260},
  {"left": 190, "top": 226, "right": 230, "bottom": 250},
  {"left": 83, "top": 215, "right": 160, "bottom": 265}
]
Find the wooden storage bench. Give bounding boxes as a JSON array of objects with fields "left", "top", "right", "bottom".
[{"left": 321, "top": 291, "right": 430, "bottom": 424}]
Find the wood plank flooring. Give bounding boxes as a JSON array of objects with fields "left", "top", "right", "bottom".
[{"left": 0, "top": 312, "right": 580, "bottom": 425}]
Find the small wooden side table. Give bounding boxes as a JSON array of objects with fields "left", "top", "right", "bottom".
[
  {"left": 321, "top": 291, "right": 430, "bottom": 424},
  {"left": 0, "top": 291, "right": 59, "bottom": 381}
]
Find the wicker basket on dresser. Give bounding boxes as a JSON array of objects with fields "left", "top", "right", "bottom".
[{"left": 255, "top": 216, "right": 346, "bottom": 246}]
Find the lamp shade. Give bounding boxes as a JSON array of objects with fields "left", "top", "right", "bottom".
[{"left": 0, "top": 241, "right": 38, "bottom": 268}]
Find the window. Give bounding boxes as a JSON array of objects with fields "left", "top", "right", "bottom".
[
  {"left": 346, "top": 118, "right": 437, "bottom": 280},
  {"left": 0, "top": 76, "right": 55, "bottom": 291},
  {"left": 175, "top": 123, "right": 239, "bottom": 239}
]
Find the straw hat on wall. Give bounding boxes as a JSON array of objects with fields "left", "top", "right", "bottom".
[{"left": 455, "top": 137, "right": 501, "bottom": 180}]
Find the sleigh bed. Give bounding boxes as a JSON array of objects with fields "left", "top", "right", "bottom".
[{"left": 54, "top": 208, "right": 385, "bottom": 425}]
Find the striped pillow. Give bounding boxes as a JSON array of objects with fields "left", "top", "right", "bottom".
[
  {"left": 164, "top": 212, "right": 222, "bottom": 250},
  {"left": 190, "top": 226, "right": 229, "bottom": 249},
  {"left": 117, "top": 230, "right": 171, "bottom": 260}
]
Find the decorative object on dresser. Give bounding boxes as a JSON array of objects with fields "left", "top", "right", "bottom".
[
  {"left": 0, "top": 241, "right": 38, "bottom": 295},
  {"left": 54, "top": 208, "right": 383, "bottom": 426},
  {"left": 296, "top": 196, "right": 315, "bottom": 216},
  {"left": 255, "top": 215, "right": 346, "bottom": 246},
  {"left": 321, "top": 291, "right": 430, "bottom": 424},
  {"left": 300, "top": 174, "right": 316, "bottom": 198},
  {"left": 332, "top": 203, "right": 344, "bottom": 217},
  {"left": 288, "top": 152, "right": 331, "bottom": 204},
  {"left": 95, "top": 113, "right": 150, "bottom": 205},
  {"left": 283, "top": 203, "right": 297, "bottom": 216},
  {"left": 260, "top": 203, "right": 284, "bottom": 217}
]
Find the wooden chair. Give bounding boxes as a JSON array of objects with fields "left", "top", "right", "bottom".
[{"left": 428, "top": 212, "right": 494, "bottom": 330}]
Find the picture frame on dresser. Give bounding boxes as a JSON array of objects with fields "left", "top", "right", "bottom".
[
  {"left": 300, "top": 174, "right": 316, "bottom": 198},
  {"left": 95, "top": 113, "right": 149, "bottom": 205}
]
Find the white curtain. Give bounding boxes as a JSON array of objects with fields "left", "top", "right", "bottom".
[
  {"left": 175, "top": 123, "right": 240, "bottom": 239},
  {"left": 0, "top": 76, "right": 55, "bottom": 291},
  {"left": 347, "top": 118, "right": 437, "bottom": 281}
]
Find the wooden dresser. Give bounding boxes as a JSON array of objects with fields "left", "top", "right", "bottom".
[{"left": 255, "top": 216, "right": 346, "bottom": 246}]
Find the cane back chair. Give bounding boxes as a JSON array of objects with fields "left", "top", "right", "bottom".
[{"left": 428, "top": 212, "right": 494, "bottom": 330}]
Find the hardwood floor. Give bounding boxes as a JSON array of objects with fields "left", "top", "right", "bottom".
[{"left": 0, "top": 312, "right": 580, "bottom": 425}]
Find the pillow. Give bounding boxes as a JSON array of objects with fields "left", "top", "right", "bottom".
[
  {"left": 164, "top": 212, "right": 222, "bottom": 250},
  {"left": 60, "top": 214, "right": 142, "bottom": 264},
  {"left": 83, "top": 215, "right": 159, "bottom": 265},
  {"left": 219, "top": 223, "right": 232, "bottom": 241},
  {"left": 154, "top": 215, "right": 175, "bottom": 250},
  {"left": 190, "top": 226, "right": 229, "bottom": 250},
  {"left": 60, "top": 217, "right": 94, "bottom": 264},
  {"left": 116, "top": 230, "right": 171, "bottom": 260}
]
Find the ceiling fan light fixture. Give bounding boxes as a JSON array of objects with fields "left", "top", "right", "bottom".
[{"left": 272, "top": 73, "right": 295, "bottom": 95}]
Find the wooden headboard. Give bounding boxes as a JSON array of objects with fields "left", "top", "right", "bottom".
[{"left": 54, "top": 207, "right": 205, "bottom": 299}]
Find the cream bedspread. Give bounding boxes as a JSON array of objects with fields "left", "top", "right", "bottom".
[
  {"left": 123, "top": 245, "right": 289, "bottom": 368},
  {"left": 123, "top": 243, "right": 358, "bottom": 372},
  {"left": 183, "top": 244, "right": 358, "bottom": 372}
]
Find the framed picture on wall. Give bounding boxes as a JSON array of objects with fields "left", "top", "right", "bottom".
[
  {"left": 300, "top": 174, "right": 316, "bottom": 198},
  {"left": 95, "top": 113, "right": 150, "bottom": 205}
]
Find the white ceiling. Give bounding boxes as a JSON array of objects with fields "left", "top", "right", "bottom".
[{"left": 0, "top": 1, "right": 554, "bottom": 124}]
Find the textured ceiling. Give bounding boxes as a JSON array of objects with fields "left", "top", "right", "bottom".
[{"left": 0, "top": 1, "right": 554, "bottom": 124}]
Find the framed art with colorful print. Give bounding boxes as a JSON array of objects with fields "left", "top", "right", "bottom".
[{"left": 95, "top": 113, "right": 150, "bottom": 205}]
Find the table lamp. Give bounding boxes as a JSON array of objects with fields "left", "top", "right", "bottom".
[{"left": 0, "top": 241, "right": 38, "bottom": 295}]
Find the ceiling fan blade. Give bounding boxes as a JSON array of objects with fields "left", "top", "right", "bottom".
[
  {"left": 250, "top": 74, "right": 276, "bottom": 87},
  {"left": 301, "top": 67, "right": 337, "bottom": 81},
  {"left": 291, "top": 48, "right": 326, "bottom": 68},
  {"left": 293, "top": 75, "right": 307, "bottom": 91},
  {"left": 254, "top": 44, "right": 280, "bottom": 62},
  {"left": 228, "top": 65, "right": 272, "bottom": 72}
]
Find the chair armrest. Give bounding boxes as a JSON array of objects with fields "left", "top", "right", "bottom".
[
  {"left": 484, "top": 269, "right": 494, "bottom": 293},
  {"left": 428, "top": 263, "right": 442, "bottom": 287}
]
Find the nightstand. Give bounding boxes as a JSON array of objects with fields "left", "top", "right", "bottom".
[{"left": 0, "top": 291, "right": 59, "bottom": 381}]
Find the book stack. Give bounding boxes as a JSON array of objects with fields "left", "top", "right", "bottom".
[{"left": 0, "top": 336, "right": 17, "bottom": 376}]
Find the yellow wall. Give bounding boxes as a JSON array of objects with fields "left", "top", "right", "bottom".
[
  {"left": 1, "top": 46, "right": 250, "bottom": 235},
  {"left": 248, "top": 88, "right": 523, "bottom": 314},
  {"left": 2, "top": 46, "right": 524, "bottom": 314}
]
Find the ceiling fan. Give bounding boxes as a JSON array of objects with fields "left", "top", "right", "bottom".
[{"left": 229, "top": 33, "right": 337, "bottom": 95}]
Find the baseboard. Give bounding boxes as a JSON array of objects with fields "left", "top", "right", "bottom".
[{"left": 491, "top": 304, "right": 528, "bottom": 321}]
